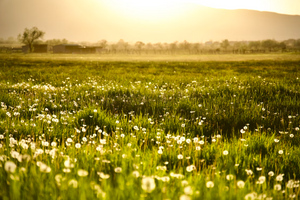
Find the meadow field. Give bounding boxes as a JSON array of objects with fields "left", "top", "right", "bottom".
[{"left": 0, "top": 53, "right": 300, "bottom": 199}]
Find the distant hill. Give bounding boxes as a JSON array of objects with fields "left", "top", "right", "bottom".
[{"left": 172, "top": 4, "right": 300, "bottom": 41}]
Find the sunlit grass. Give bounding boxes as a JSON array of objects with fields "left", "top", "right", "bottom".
[
  {"left": 0, "top": 54, "right": 300, "bottom": 199},
  {"left": 1, "top": 52, "right": 300, "bottom": 62}
]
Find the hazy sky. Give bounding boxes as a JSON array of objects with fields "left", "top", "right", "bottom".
[{"left": 1, "top": 0, "right": 300, "bottom": 43}]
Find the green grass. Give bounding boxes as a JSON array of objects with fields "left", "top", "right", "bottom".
[{"left": 0, "top": 54, "right": 300, "bottom": 199}]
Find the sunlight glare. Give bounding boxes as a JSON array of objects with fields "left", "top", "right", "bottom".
[
  {"left": 104, "top": 0, "right": 186, "bottom": 21},
  {"left": 187, "top": 0, "right": 269, "bottom": 11}
]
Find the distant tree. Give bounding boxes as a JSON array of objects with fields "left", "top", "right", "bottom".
[
  {"left": 135, "top": 41, "right": 145, "bottom": 53},
  {"left": 153, "top": 43, "right": 163, "bottom": 54},
  {"left": 191, "top": 43, "right": 202, "bottom": 54},
  {"left": 248, "top": 41, "right": 261, "bottom": 52},
  {"left": 261, "top": 39, "right": 278, "bottom": 52},
  {"left": 61, "top": 38, "right": 68, "bottom": 44},
  {"left": 232, "top": 41, "right": 248, "bottom": 54},
  {"left": 117, "top": 39, "right": 129, "bottom": 52},
  {"left": 294, "top": 39, "right": 300, "bottom": 50},
  {"left": 46, "top": 38, "right": 68, "bottom": 46},
  {"left": 146, "top": 43, "right": 153, "bottom": 50},
  {"left": 278, "top": 42, "right": 287, "bottom": 52},
  {"left": 169, "top": 41, "right": 178, "bottom": 54},
  {"left": 221, "top": 39, "right": 230, "bottom": 50},
  {"left": 283, "top": 39, "right": 295, "bottom": 48},
  {"left": 18, "top": 27, "right": 45, "bottom": 52},
  {"left": 179, "top": 40, "right": 190, "bottom": 51},
  {"left": 97, "top": 40, "right": 108, "bottom": 49},
  {"left": 110, "top": 43, "right": 118, "bottom": 53}
]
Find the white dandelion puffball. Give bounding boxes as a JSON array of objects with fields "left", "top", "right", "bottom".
[
  {"left": 237, "top": 180, "right": 245, "bottom": 188},
  {"left": 274, "top": 184, "right": 282, "bottom": 191},
  {"left": 141, "top": 177, "right": 156, "bottom": 193},
  {"left": 5, "top": 161, "right": 17, "bottom": 173},
  {"left": 77, "top": 169, "right": 89, "bottom": 177},
  {"left": 114, "top": 167, "right": 122, "bottom": 173},
  {"left": 206, "top": 181, "right": 214, "bottom": 188},
  {"left": 223, "top": 150, "right": 229, "bottom": 155}
]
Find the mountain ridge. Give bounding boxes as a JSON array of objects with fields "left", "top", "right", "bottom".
[{"left": 168, "top": 4, "right": 300, "bottom": 42}]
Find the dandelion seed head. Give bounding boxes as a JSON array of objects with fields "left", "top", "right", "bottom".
[
  {"left": 226, "top": 174, "right": 234, "bottom": 181},
  {"left": 180, "top": 194, "right": 191, "bottom": 200},
  {"left": 184, "top": 186, "right": 193, "bottom": 195},
  {"left": 66, "top": 138, "right": 73, "bottom": 143},
  {"left": 98, "top": 172, "right": 110, "bottom": 179},
  {"left": 206, "top": 181, "right": 214, "bottom": 188},
  {"left": 77, "top": 169, "right": 89, "bottom": 177},
  {"left": 256, "top": 167, "right": 262, "bottom": 171},
  {"left": 274, "top": 184, "right": 282, "bottom": 191},
  {"left": 37, "top": 162, "right": 51, "bottom": 173},
  {"left": 68, "top": 179, "right": 78, "bottom": 188},
  {"left": 268, "top": 171, "right": 274, "bottom": 176},
  {"left": 244, "top": 192, "right": 257, "bottom": 200},
  {"left": 132, "top": 171, "right": 140, "bottom": 178},
  {"left": 114, "top": 167, "right": 122, "bottom": 173},
  {"left": 257, "top": 176, "right": 266, "bottom": 184},
  {"left": 161, "top": 176, "right": 170, "bottom": 182},
  {"left": 158, "top": 149, "right": 163, "bottom": 154},
  {"left": 237, "top": 180, "right": 245, "bottom": 188},
  {"left": 141, "top": 177, "right": 156, "bottom": 193},
  {"left": 245, "top": 169, "right": 253, "bottom": 176},
  {"left": 186, "top": 165, "right": 196, "bottom": 172},
  {"left": 286, "top": 180, "right": 295, "bottom": 189},
  {"left": 5, "top": 161, "right": 17, "bottom": 173},
  {"left": 276, "top": 174, "right": 284, "bottom": 182},
  {"left": 75, "top": 143, "right": 81, "bottom": 149},
  {"left": 223, "top": 150, "right": 229, "bottom": 155},
  {"left": 63, "top": 168, "right": 71, "bottom": 173}
]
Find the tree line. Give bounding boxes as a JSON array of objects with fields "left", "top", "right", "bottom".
[
  {"left": 92, "top": 39, "right": 300, "bottom": 54},
  {"left": 1, "top": 27, "right": 300, "bottom": 54}
]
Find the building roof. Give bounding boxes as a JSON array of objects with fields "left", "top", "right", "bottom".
[{"left": 54, "top": 44, "right": 81, "bottom": 47}]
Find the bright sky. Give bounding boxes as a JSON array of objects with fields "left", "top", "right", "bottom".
[
  {"left": 187, "top": 0, "right": 300, "bottom": 15},
  {"left": 101, "top": 0, "right": 300, "bottom": 27},
  {"left": 0, "top": 0, "right": 299, "bottom": 42},
  {"left": 103, "top": 0, "right": 300, "bottom": 17},
  {"left": 100, "top": 0, "right": 300, "bottom": 26}
]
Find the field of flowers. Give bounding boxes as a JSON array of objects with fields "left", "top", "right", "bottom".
[{"left": 0, "top": 55, "right": 300, "bottom": 199}]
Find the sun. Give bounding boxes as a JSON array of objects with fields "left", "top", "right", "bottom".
[{"left": 103, "top": 0, "right": 186, "bottom": 21}]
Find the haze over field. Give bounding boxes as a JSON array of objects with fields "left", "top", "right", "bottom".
[{"left": 1, "top": 0, "right": 300, "bottom": 43}]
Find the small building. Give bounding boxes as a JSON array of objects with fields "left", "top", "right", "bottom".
[
  {"left": 22, "top": 44, "right": 48, "bottom": 53},
  {"left": 53, "top": 44, "right": 102, "bottom": 54},
  {"left": 53, "top": 44, "right": 82, "bottom": 54},
  {"left": 78, "top": 46, "right": 103, "bottom": 54}
]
